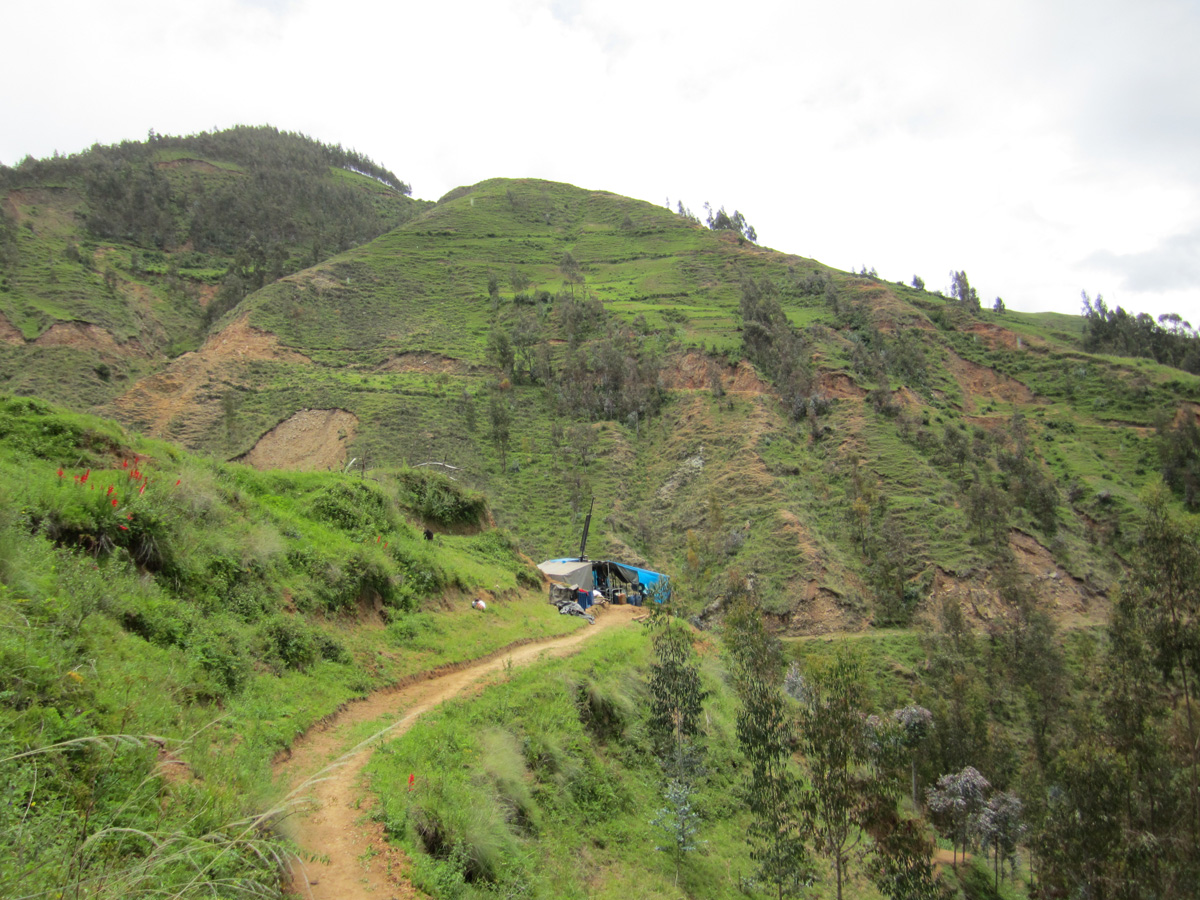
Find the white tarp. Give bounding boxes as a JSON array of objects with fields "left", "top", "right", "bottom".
[{"left": 537, "top": 559, "right": 594, "bottom": 588}]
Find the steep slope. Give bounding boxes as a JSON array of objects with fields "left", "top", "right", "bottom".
[
  {"left": 277, "top": 605, "right": 640, "bottom": 900},
  {"left": 0, "top": 127, "right": 427, "bottom": 409},
  {"left": 0, "top": 394, "right": 585, "bottom": 899},
  {"left": 98, "top": 176, "right": 1200, "bottom": 634}
]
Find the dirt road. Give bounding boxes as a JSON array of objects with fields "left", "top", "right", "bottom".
[{"left": 275, "top": 604, "right": 641, "bottom": 900}]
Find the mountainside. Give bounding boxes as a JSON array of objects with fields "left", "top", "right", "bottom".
[
  {"left": 6, "top": 144, "right": 1200, "bottom": 633},
  {"left": 7, "top": 132, "right": 1200, "bottom": 899},
  {"left": 0, "top": 126, "right": 428, "bottom": 408}
]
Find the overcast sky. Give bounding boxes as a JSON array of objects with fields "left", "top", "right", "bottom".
[{"left": 4, "top": 0, "right": 1198, "bottom": 326}]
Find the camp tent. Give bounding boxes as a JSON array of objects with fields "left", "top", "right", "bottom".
[{"left": 537, "top": 557, "right": 671, "bottom": 602}]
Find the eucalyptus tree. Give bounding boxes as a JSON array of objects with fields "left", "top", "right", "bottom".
[
  {"left": 792, "top": 649, "right": 873, "bottom": 900},
  {"left": 926, "top": 766, "right": 990, "bottom": 867},
  {"left": 723, "top": 585, "right": 813, "bottom": 900}
]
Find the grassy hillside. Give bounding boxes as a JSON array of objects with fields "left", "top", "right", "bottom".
[
  {"left": 3, "top": 397, "right": 1194, "bottom": 900},
  {"left": 7, "top": 150, "right": 1200, "bottom": 634},
  {"left": 74, "top": 176, "right": 1198, "bottom": 637},
  {"left": 4, "top": 138, "right": 1200, "bottom": 897},
  {"left": 0, "top": 394, "right": 582, "bottom": 898},
  {"left": 0, "top": 127, "right": 428, "bottom": 408}
]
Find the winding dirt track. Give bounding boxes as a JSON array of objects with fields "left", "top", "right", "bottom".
[{"left": 275, "top": 605, "right": 639, "bottom": 900}]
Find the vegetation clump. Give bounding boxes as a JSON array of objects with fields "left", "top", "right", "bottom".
[{"left": 391, "top": 465, "right": 489, "bottom": 529}]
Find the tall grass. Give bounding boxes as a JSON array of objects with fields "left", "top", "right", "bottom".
[{"left": 0, "top": 394, "right": 587, "bottom": 898}]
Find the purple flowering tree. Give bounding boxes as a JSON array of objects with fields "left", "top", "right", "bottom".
[{"left": 926, "top": 766, "right": 990, "bottom": 866}]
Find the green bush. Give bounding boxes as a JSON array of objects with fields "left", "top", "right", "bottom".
[
  {"left": 392, "top": 466, "right": 489, "bottom": 529},
  {"left": 120, "top": 591, "right": 195, "bottom": 648},
  {"left": 185, "top": 616, "right": 251, "bottom": 698},
  {"left": 313, "top": 628, "right": 351, "bottom": 664},
  {"left": 257, "top": 614, "right": 319, "bottom": 672},
  {"left": 386, "top": 611, "right": 440, "bottom": 647},
  {"left": 308, "top": 480, "right": 396, "bottom": 537}
]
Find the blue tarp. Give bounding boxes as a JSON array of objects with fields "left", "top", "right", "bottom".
[{"left": 541, "top": 558, "right": 671, "bottom": 603}]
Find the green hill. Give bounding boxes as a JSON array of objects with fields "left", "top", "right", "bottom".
[
  {"left": 5, "top": 132, "right": 1200, "bottom": 899},
  {"left": 0, "top": 126, "right": 429, "bottom": 407},
  {"left": 7, "top": 138, "right": 1200, "bottom": 631},
  {"left": 0, "top": 393, "right": 581, "bottom": 897},
  {"left": 71, "top": 176, "right": 1196, "bottom": 634}
]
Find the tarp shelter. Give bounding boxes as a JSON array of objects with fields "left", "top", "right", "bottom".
[
  {"left": 536, "top": 559, "right": 595, "bottom": 589},
  {"left": 537, "top": 558, "right": 671, "bottom": 603}
]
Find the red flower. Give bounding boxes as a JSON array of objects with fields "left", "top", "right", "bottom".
[
  {"left": 111, "top": 497, "right": 118, "bottom": 507},
  {"left": 139, "top": 483, "right": 146, "bottom": 495},
  {"left": 57, "top": 468, "right": 64, "bottom": 478},
  {"left": 122, "top": 460, "right": 128, "bottom": 469},
  {"left": 118, "top": 525, "right": 128, "bottom": 531},
  {"left": 175, "top": 479, "right": 180, "bottom": 486},
  {"left": 81, "top": 469, "right": 90, "bottom": 484},
  {"left": 408, "top": 774, "right": 415, "bottom": 791}
]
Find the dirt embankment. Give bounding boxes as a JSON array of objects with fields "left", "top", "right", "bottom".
[
  {"left": 774, "top": 508, "right": 866, "bottom": 635},
  {"left": 660, "top": 350, "right": 771, "bottom": 394},
  {"left": 0, "top": 311, "right": 150, "bottom": 357},
  {"left": 33, "top": 321, "right": 151, "bottom": 357},
  {"left": 926, "top": 529, "right": 1107, "bottom": 629},
  {"left": 943, "top": 350, "right": 1036, "bottom": 413},
  {"left": 376, "top": 352, "right": 481, "bottom": 376},
  {"left": 963, "top": 321, "right": 1033, "bottom": 351},
  {"left": 818, "top": 371, "right": 866, "bottom": 399},
  {"left": 113, "top": 315, "right": 310, "bottom": 446},
  {"left": 275, "top": 605, "right": 640, "bottom": 900},
  {"left": 0, "top": 314, "right": 24, "bottom": 345},
  {"left": 237, "top": 409, "right": 358, "bottom": 471}
]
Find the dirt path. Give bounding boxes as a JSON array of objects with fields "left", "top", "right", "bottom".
[{"left": 275, "top": 604, "right": 641, "bottom": 900}]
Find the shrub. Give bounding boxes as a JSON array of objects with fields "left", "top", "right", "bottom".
[
  {"left": 308, "top": 480, "right": 395, "bottom": 537},
  {"left": 185, "top": 617, "right": 251, "bottom": 698},
  {"left": 257, "top": 614, "right": 319, "bottom": 672},
  {"left": 120, "top": 592, "right": 194, "bottom": 648},
  {"left": 313, "top": 628, "right": 350, "bottom": 664},
  {"left": 393, "top": 467, "right": 488, "bottom": 529}
]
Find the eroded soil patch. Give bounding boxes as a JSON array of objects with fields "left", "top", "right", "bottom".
[
  {"left": 113, "top": 315, "right": 310, "bottom": 444},
  {"left": 660, "top": 350, "right": 771, "bottom": 394},
  {"left": 238, "top": 409, "right": 358, "bottom": 471},
  {"left": 943, "top": 350, "right": 1035, "bottom": 412}
]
